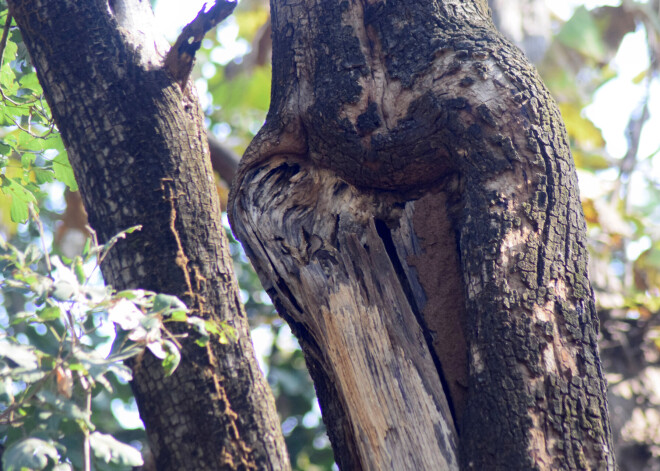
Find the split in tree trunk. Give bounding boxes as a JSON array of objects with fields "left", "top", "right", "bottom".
[{"left": 230, "top": 1, "right": 616, "bottom": 469}]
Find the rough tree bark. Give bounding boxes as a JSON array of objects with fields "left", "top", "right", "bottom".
[
  {"left": 9, "top": 1, "right": 289, "bottom": 470},
  {"left": 229, "top": 0, "right": 616, "bottom": 470}
]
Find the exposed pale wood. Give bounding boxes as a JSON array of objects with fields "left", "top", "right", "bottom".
[{"left": 233, "top": 158, "right": 459, "bottom": 470}]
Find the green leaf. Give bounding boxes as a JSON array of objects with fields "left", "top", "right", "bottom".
[
  {"left": 160, "top": 341, "right": 181, "bottom": 376},
  {"left": 204, "top": 319, "right": 222, "bottom": 336},
  {"left": 211, "top": 66, "right": 271, "bottom": 116},
  {"left": 188, "top": 317, "right": 210, "bottom": 346},
  {"left": 33, "top": 168, "right": 55, "bottom": 184},
  {"left": 169, "top": 310, "right": 188, "bottom": 322},
  {"left": 52, "top": 152, "right": 78, "bottom": 191},
  {"left": 2, "top": 36, "right": 17, "bottom": 63},
  {"left": 122, "top": 225, "right": 142, "bottom": 234},
  {"left": 0, "top": 175, "right": 37, "bottom": 223},
  {"left": 36, "top": 305, "right": 62, "bottom": 322},
  {"left": 89, "top": 432, "right": 144, "bottom": 467},
  {"left": 21, "top": 152, "right": 36, "bottom": 168},
  {"left": 73, "top": 256, "right": 86, "bottom": 284},
  {"left": 195, "top": 336, "right": 210, "bottom": 347},
  {"left": 0, "top": 40, "right": 18, "bottom": 94},
  {"left": 17, "top": 131, "right": 49, "bottom": 152},
  {"left": 0, "top": 140, "right": 11, "bottom": 155},
  {"left": 82, "top": 236, "right": 92, "bottom": 258},
  {"left": 114, "top": 289, "right": 149, "bottom": 301},
  {"left": 2, "top": 438, "right": 60, "bottom": 471},
  {"left": 558, "top": 7, "right": 606, "bottom": 62},
  {"left": 152, "top": 293, "right": 187, "bottom": 313},
  {"left": 18, "top": 72, "right": 42, "bottom": 93},
  {"left": 0, "top": 63, "right": 18, "bottom": 94}
]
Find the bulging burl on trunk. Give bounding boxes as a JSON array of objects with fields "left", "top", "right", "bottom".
[{"left": 230, "top": 1, "right": 615, "bottom": 469}]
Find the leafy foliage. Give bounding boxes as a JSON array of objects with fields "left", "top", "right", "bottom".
[
  {"left": 0, "top": 7, "right": 76, "bottom": 232},
  {"left": 0, "top": 5, "right": 234, "bottom": 468},
  {"left": 0, "top": 223, "right": 227, "bottom": 470}
]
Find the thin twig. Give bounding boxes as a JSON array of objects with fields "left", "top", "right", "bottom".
[{"left": 9, "top": 114, "right": 56, "bottom": 138}]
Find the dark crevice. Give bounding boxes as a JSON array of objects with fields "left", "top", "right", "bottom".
[
  {"left": 536, "top": 132, "right": 556, "bottom": 288},
  {"left": 373, "top": 218, "right": 459, "bottom": 431},
  {"left": 275, "top": 278, "right": 303, "bottom": 314}
]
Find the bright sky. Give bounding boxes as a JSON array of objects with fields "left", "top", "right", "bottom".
[{"left": 153, "top": 0, "right": 220, "bottom": 40}]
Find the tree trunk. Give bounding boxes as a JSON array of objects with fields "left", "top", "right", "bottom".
[
  {"left": 229, "top": 0, "right": 616, "bottom": 469},
  {"left": 9, "top": 1, "right": 289, "bottom": 470}
]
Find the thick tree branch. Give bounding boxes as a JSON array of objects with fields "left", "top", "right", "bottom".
[{"left": 208, "top": 131, "right": 240, "bottom": 183}]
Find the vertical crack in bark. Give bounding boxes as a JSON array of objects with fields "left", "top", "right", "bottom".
[
  {"left": 535, "top": 131, "right": 555, "bottom": 290},
  {"left": 373, "top": 217, "right": 459, "bottom": 428},
  {"left": 232, "top": 162, "right": 459, "bottom": 469}
]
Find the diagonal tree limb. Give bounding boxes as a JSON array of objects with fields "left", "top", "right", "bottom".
[{"left": 164, "top": 0, "right": 237, "bottom": 86}]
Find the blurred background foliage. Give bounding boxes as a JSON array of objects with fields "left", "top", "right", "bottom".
[{"left": 1, "top": 0, "right": 660, "bottom": 469}]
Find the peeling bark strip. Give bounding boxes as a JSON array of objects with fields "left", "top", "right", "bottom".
[
  {"left": 230, "top": 0, "right": 616, "bottom": 469},
  {"left": 9, "top": 1, "right": 289, "bottom": 470}
]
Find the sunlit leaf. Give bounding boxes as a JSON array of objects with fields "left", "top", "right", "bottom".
[
  {"left": 152, "top": 293, "right": 187, "bottom": 313},
  {"left": 0, "top": 339, "right": 39, "bottom": 369},
  {"left": 52, "top": 152, "right": 78, "bottom": 191},
  {"left": 159, "top": 340, "right": 181, "bottom": 376},
  {"left": 108, "top": 298, "right": 144, "bottom": 330},
  {"left": 2, "top": 438, "right": 60, "bottom": 471},
  {"left": 33, "top": 168, "right": 55, "bottom": 184},
  {"left": 89, "top": 432, "right": 144, "bottom": 467},
  {"left": 0, "top": 175, "right": 37, "bottom": 223},
  {"left": 18, "top": 72, "right": 42, "bottom": 93},
  {"left": 169, "top": 310, "right": 188, "bottom": 322},
  {"left": 211, "top": 66, "right": 271, "bottom": 116},
  {"left": 36, "top": 305, "right": 62, "bottom": 321}
]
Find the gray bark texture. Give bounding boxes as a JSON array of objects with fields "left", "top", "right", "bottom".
[
  {"left": 229, "top": 0, "right": 616, "bottom": 469},
  {"left": 8, "top": 1, "right": 289, "bottom": 470}
]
